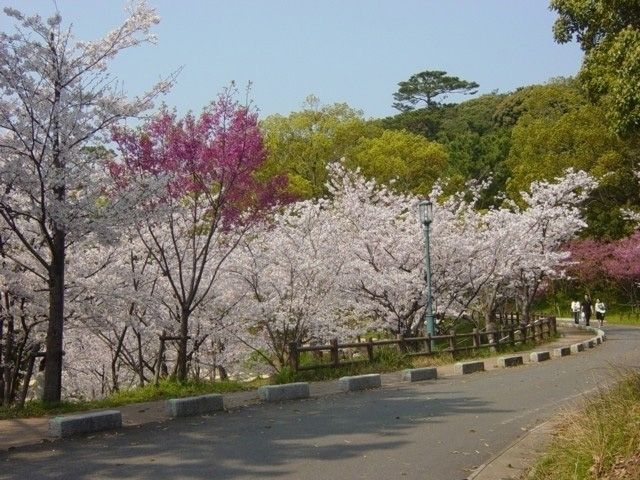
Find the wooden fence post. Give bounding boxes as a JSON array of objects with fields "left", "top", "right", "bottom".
[
  {"left": 330, "top": 338, "right": 339, "bottom": 367},
  {"left": 366, "top": 339, "right": 374, "bottom": 362},
  {"left": 508, "top": 326, "right": 515, "bottom": 346},
  {"left": 448, "top": 329, "right": 456, "bottom": 352},
  {"left": 398, "top": 334, "right": 407, "bottom": 353},
  {"left": 520, "top": 323, "right": 527, "bottom": 343},
  {"left": 530, "top": 322, "right": 537, "bottom": 342},
  {"left": 472, "top": 328, "right": 480, "bottom": 349},
  {"left": 492, "top": 326, "right": 500, "bottom": 352},
  {"left": 551, "top": 316, "right": 557, "bottom": 335}
]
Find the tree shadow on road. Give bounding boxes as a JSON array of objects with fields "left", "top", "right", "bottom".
[{"left": 0, "top": 385, "right": 509, "bottom": 479}]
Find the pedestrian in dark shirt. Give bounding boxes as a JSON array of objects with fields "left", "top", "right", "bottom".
[{"left": 581, "top": 294, "right": 593, "bottom": 326}]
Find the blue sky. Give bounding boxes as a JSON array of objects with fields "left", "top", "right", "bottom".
[{"left": 0, "top": 1, "right": 583, "bottom": 119}]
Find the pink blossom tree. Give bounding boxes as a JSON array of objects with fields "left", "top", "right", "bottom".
[
  {"left": 112, "top": 89, "right": 284, "bottom": 381},
  {"left": 605, "top": 231, "right": 640, "bottom": 302}
]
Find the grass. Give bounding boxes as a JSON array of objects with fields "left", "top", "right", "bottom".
[
  {"left": 0, "top": 377, "right": 252, "bottom": 420},
  {"left": 272, "top": 346, "right": 413, "bottom": 384},
  {"left": 527, "top": 370, "right": 640, "bottom": 479},
  {"left": 534, "top": 300, "right": 640, "bottom": 327},
  {"left": 0, "top": 331, "right": 563, "bottom": 420},
  {"left": 598, "top": 311, "right": 640, "bottom": 326},
  {"left": 273, "top": 334, "right": 561, "bottom": 384}
]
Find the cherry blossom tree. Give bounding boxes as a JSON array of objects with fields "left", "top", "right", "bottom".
[
  {"left": 0, "top": 239, "right": 48, "bottom": 405},
  {"left": 0, "top": 2, "right": 171, "bottom": 403},
  {"left": 508, "top": 169, "right": 597, "bottom": 322},
  {"left": 219, "top": 163, "right": 595, "bottom": 373},
  {"left": 327, "top": 165, "right": 426, "bottom": 335},
  {"left": 219, "top": 199, "right": 350, "bottom": 371},
  {"left": 604, "top": 232, "right": 640, "bottom": 304},
  {"left": 568, "top": 230, "right": 640, "bottom": 305},
  {"left": 112, "top": 89, "right": 284, "bottom": 381},
  {"left": 65, "top": 236, "right": 168, "bottom": 393}
]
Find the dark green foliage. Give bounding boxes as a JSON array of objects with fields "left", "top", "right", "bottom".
[
  {"left": 551, "top": 0, "right": 640, "bottom": 136},
  {"left": 379, "top": 106, "right": 450, "bottom": 140},
  {"left": 392, "top": 70, "right": 479, "bottom": 111}
]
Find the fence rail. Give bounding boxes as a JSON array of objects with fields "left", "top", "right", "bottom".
[{"left": 288, "top": 316, "right": 557, "bottom": 372}]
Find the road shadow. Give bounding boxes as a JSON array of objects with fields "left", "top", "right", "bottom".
[{"left": 0, "top": 385, "right": 509, "bottom": 479}]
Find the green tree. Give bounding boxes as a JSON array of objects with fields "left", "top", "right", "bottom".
[
  {"left": 551, "top": 0, "right": 640, "bottom": 136},
  {"left": 492, "top": 79, "right": 585, "bottom": 127},
  {"left": 382, "top": 92, "right": 511, "bottom": 204},
  {"left": 344, "top": 129, "right": 448, "bottom": 194},
  {"left": 506, "top": 102, "right": 637, "bottom": 238},
  {"left": 434, "top": 93, "right": 511, "bottom": 202},
  {"left": 259, "top": 96, "right": 381, "bottom": 198},
  {"left": 379, "top": 106, "right": 451, "bottom": 140},
  {"left": 392, "top": 70, "right": 479, "bottom": 111}
]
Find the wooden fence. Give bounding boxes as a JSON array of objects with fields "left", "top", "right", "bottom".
[{"left": 288, "top": 316, "right": 557, "bottom": 372}]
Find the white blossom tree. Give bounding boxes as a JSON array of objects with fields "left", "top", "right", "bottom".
[
  {"left": 0, "top": 2, "right": 170, "bottom": 402},
  {"left": 220, "top": 199, "right": 349, "bottom": 371}
]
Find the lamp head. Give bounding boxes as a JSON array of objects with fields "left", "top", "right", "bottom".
[{"left": 418, "top": 200, "right": 433, "bottom": 225}]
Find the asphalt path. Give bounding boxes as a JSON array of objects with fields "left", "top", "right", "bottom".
[{"left": 2, "top": 325, "right": 639, "bottom": 480}]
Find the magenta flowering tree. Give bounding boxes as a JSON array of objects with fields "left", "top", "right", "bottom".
[
  {"left": 604, "top": 232, "right": 640, "bottom": 282},
  {"left": 567, "top": 238, "right": 613, "bottom": 287},
  {"left": 568, "top": 231, "right": 640, "bottom": 304},
  {"left": 605, "top": 232, "right": 640, "bottom": 304},
  {"left": 112, "top": 89, "right": 284, "bottom": 380}
]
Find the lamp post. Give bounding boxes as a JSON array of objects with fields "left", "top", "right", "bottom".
[{"left": 419, "top": 200, "right": 435, "bottom": 341}]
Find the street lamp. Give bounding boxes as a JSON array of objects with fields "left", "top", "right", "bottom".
[{"left": 418, "top": 200, "right": 435, "bottom": 341}]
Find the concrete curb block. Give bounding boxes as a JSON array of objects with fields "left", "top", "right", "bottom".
[
  {"left": 496, "top": 355, "right": 523, "bottom": 368},
  {"left": 557, "top": 320, "right": 607, "bottom": 350},
  {"left": 339, "top": 374, "right": 381, "bottom": 392},
  {"left": 570, "top": 343, "right": 585, "bottom": 353},
  {"left": 552, "top": 346, "right": 571, "bottom": 358},
  {"left": 454, "top": 361, "right": 485, "bottom": 375},
  {"left": 402, "top": 367, "right": 437, "bottom": 382},
  {"left": 258, "top": 383, "right": 310, "bottom": 402},
  {"left": 530, "top": 351, "right": 551, "bottom": 362},
  {"left": 166, "top": 394, "right": 224, "bottom": 417},
  {"left": 49, "top": 410, "right": 122, "bottom": 438}
]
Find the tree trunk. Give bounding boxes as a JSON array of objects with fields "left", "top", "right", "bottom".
[
  {"left": 110, "top": 326, "right": 127, "bottom": 393},
  {"left": 3, "top": 312, "right": 13, "bottom": 403},
  {"left": 0, "top": 312, "right": 4, "bottom": 406},
  {"left": 43, "top": 65, "right": 65, "bottom": 404},
  {"left": 43, "top": 229, "right": 65, "bottom": 404},
  {"left": 177, "top": 308, "right": 189, "bottom": 381},
  {"left": 136, "top": 331, "right": 145, "bottom": 387}
]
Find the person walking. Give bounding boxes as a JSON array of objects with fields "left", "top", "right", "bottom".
[
  {"left": 582, "top": 294, "right": 593, "bottom": 326},
  {"left": 571, "top": 299, "right": 581, "bottom": 324},
  {"left": 595, "top": 299, "right": 606, "bottom": 327}
]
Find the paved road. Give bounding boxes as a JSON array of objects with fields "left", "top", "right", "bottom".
[{"left": 1, "top": 325, "right": 638, "bottom": 480}]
